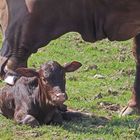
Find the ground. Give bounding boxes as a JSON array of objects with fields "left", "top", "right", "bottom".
[{"left": 0, "top": 33, "right": 140, "bottom": 140}]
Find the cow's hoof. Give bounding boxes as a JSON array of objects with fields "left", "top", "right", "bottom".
[
  {"left": 4, "top": 75, "right": 17, "bottom": 85},
  {"left": 119, "top": 106, "right": 138, "bottom": 117}
]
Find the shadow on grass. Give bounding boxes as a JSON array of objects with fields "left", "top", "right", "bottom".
[
  {"left": 61, "top": 111, "right": 109, "bottom": 134},
  {"left": 61, "top": 110, "right": 140, "bottom": 135}
]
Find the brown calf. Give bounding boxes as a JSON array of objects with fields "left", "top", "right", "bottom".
[{"left": 0, "top": 61, "right": 82, "bottom": 127}]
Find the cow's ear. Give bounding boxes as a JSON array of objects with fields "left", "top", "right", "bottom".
[
  {"left": 16, "top": 68, "right": 39, "bottom": 77},
  {"left": 63, "top": 61, "right": 82, "bottom": 72}
]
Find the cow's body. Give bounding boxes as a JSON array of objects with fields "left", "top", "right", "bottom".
[
  {"left": 1, "top": 0, "right": 140, "bottom": 65},
  {"left": 0, "top": 61, "right": 82, "bottom": 126},
  {"left": 1, "top": 0, "right": 140, "bottom": 115}
]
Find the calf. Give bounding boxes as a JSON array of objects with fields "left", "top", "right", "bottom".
[{"left": 0, "top": 61, "right": 82, "bottom": 127}]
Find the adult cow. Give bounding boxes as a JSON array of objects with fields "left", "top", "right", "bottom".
[{"left": 0, "top": 0, "right": 140, "bottom": 116}]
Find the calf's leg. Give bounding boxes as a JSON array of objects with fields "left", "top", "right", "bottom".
[
  {"left": 51, "top": 111, "right": 63, "bottom": 125},
  {"left": 14, "top": 110, "right": 39, "bottom": 127},
  {"left": 44, "top": 110, "right": 63, "bottom": 125},
  {"left": 20, "top": 115, "right": 39, "bottom": 127},
  {"left": 121, "top": 34, "right": 140, "bottom": 116}
]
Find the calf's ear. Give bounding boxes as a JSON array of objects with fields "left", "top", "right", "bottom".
[
  {"left": 64, "top": 61, "right": 82, "bottom": 72},
  {"left": 16, "top": 68, "right": 39, "bottom": 77}
]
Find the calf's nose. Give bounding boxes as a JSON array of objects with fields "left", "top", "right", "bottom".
[{"left": 56, "top": 92, "right": 68, "bottom": 102}]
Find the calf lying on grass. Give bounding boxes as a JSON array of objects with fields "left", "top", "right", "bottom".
[{"left": 0, "top": 61, "right": 82, "bottom": 127}]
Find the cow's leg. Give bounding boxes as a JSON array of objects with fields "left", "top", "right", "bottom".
[
  {"left": 0, "top": 56, "right": 8, "bottom": 79},
  {"left": 3, "top": 50, "right": 31, "bottom": 85},
  {"left": 120, "top": 34, "right": 140, "bottom": 116},
  {"left": 6, "top": 57, "right": 27, "bottom": 72},
  {"left": 5, "top": 47, "right": 31, "bottom": 73},
  {"left": 0, "top": 39, "right": 31, "bottom": 81},
  {"left": 14, "top": 110, "right": 39, "bottom": 127}
]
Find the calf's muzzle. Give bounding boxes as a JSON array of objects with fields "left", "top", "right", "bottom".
[{"left": 52, "top": 92, "right": 68, "bottom": 105}]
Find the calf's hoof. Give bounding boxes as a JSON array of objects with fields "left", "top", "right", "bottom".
[
  {"left": 20, "top": 115, "right": 39, "bottom": 127},
  {"left": 119, "top": 106, "right": 138, "bottom": 117}
]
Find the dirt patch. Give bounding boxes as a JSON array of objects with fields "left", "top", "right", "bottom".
[{"left": 98, "top": 102, "right": 121, "bottom": 112}]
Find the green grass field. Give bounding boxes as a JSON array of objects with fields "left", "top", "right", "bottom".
[{"left": 0, "top": 33, "right": 140, "bottom": 140}]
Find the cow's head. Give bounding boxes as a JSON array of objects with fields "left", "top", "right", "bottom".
[{"left": 16, "top": 61, "right": 82, "bottom": 105}]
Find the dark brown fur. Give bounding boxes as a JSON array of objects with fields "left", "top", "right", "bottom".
[{"left": 0, "top": 61, "right": 82, "bottom": 127}]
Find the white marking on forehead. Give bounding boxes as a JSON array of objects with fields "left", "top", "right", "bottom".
[{"left": 25, "top": 0, "right": 35, "bottom": 13}]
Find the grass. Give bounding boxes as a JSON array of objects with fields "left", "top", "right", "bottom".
[{"left": 0, "top": 32, "right": 139, "bottom": 140}]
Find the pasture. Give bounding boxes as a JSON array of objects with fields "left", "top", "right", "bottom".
[{"left": 0, "top": 33, "right": 140, "bottom": 140}]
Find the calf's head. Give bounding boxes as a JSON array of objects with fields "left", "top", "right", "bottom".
[{"left": 16, "top": 61, "right": 82, "bottom": 105}]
